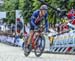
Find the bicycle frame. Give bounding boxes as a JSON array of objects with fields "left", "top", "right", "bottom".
[
  {"left": 31, "top": 32, "right": 35, "bottom": 49},
  {"left": 31, "top": 30, "right": 42, "bottom": 49}
]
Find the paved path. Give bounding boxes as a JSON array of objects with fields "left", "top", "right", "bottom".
[{"left": 0, "top": 43, "right": 75, "bottom": 61}]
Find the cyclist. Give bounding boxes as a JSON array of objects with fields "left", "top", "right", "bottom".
[{"left": 26, "top": 5, "right": 49, "bottom": 47}]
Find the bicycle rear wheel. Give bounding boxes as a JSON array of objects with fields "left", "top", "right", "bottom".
[{"left": 24, "top": 37, "right": 32, "bottom": 57}]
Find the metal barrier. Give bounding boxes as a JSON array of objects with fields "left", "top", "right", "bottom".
[
  {"left": 48, "top": 30, "right": 75, "bottom": 54},
  {"left": 0, "top": 35, "right": 24, "bottom": 47}
]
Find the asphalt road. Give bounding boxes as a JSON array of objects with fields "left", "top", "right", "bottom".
[{"left": 0, "top": 43, "right": 75, "bottom": 61}]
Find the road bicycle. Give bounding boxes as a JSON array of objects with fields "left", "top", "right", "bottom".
[{"left": 24, "top": 26, "right": 45, "bottom": 57}]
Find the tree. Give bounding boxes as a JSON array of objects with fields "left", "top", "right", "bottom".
[
  {"left": 22, "top": 0, "right": 33, "bottom": 23},
  {"left": 2, "top": 0, "right": 75, "bottom": 24},
  {"left": 19, "top": 0, "right": 24, "bottom": 10},
  {"left": 4, "top": 0, "right": 20, "bottom": 24}
]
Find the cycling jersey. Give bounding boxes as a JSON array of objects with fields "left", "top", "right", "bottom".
[{"left": 30, "top": 10, "right": 48, "bottom": 32}]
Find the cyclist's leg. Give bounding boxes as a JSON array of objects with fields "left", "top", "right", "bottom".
[
  {"left": 27, "top": 30, "right": 34, "bottom": 45},
  {"left": 27, "top": 24, "right": 34, "bottom": 45},
  {"left": 33, "top": 31, "right": 40, "bottom": 46}
]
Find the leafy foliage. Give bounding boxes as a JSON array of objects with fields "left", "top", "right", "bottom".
[{"left": 1, "top": 0, "right": 75, "bottom": 24}]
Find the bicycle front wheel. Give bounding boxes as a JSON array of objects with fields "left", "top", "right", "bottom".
[{"left": 34, "top": 36, "right": 45, "bottom": 57}]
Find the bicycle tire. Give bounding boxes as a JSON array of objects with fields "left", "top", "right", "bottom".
[
  {"left": 34, "top": 36, "right": 45, "bottom": 57},
  {"left": 24, "top": 38, "right": 32, "bottom": 57}
]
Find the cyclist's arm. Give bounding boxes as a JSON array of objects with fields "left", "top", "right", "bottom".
[
  {"left": 45, "top": 13, "right": 49, "bottom": 32},
  {"left": 31, "top": 10, "right": 39, "bottom": 27},
  {"left": 31, "top": 16, "right": 37, "bottom": 27}
]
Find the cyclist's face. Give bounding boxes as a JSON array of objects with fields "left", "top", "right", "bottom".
[{"left": 41, "top": 10, "right": 46, "bottom": 16}]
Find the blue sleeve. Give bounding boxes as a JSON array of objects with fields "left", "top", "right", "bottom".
[
  {"left": 31, "top": 11, "right": 37, "bottom": 27},
  {"left": 45, "top": 13, "right": 49, "bottom": 32},
  {"left": 31, "top": 17, "right": 37, "bottom": 27}
]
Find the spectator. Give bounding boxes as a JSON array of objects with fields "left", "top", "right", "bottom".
[{"left": 24, "top": 23, "right": 30, "bottom": 35}]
